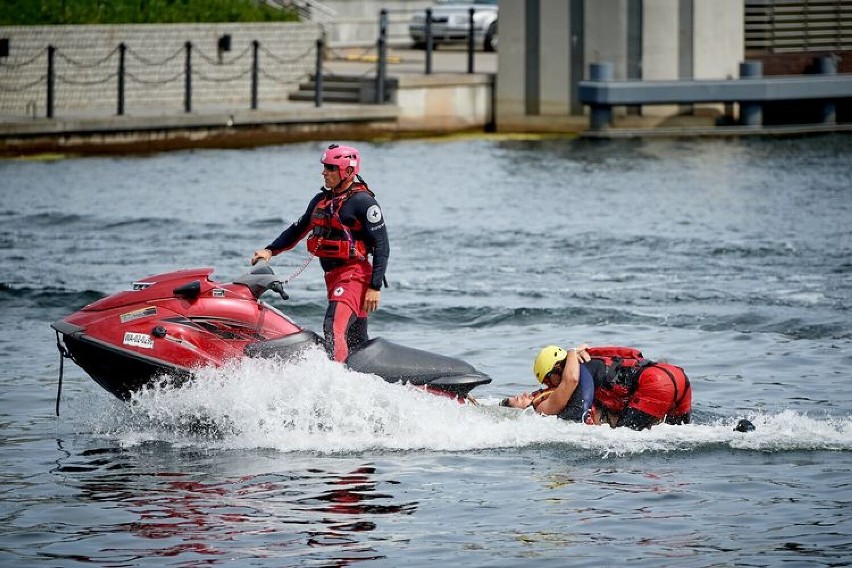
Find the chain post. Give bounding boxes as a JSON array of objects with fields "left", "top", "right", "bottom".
[
  {"left": 117, "top": 43, "right": 126, "bottom": 115},
  {"left": 46, "top": 45, "right": 55, "bottom": 118},
  {"left": 184, "top": 41, "right": 192, "bottom": 113}
]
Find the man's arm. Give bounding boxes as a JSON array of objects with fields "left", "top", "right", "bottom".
[
  {"left": 348, "top": 193, "right": 389, "bottom": 290},
  {"left": 266, "top": 193, "right": 323, "bottom": 254},
  {"left": 534, "top": 349, "right": 580, "bottom": 416}
]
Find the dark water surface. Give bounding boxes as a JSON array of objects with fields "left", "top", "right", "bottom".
[{"left": 1, "top": 134, "right": 851, "bottom": 566}]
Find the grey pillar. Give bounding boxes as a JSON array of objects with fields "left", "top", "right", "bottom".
[
  {"left": 817, "top": 55, "right": 837, "bottom": 125},
  {"left": 739, "top": 60, "right": 762, "bottom": 128},
  {"left": 589, "top": 62, "right": 614, "bottom": 130}
]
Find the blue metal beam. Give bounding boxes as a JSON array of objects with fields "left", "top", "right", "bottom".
[{"left": 578, "top": 75, "right": 852, "bottom": 106}]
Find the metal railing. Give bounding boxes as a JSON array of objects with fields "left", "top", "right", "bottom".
[
  {"left": 312, "top": 8, "right": 488, "bottom": 106},
  {"left": 417, "top": 7, "right": 480, "bottom": 75},
  {"left": 373, "top": 8, "right": 480, "bottom": 104}
]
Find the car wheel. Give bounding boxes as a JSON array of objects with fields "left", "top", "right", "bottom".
[{"left": 484, "top": 21, "right": 497, "bottom": 52}]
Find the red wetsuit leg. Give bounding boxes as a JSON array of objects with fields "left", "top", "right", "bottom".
[
  {"left": 324, "top": 301, "right": 357, "bottom": 362},
  {"left": 323, "top": 261, "right": 371, "bottom": 362}
]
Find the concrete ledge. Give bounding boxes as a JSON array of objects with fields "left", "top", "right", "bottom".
[
  {"left": 395, "top": 73, "right": 494, "bottom": 88},
  {"left": 0, "top": 103, "right": 402, "bottom": 156},
  {"left": 0, "top": 104, "right": 399, "bottom": 138}
]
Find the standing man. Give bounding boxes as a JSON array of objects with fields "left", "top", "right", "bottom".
[{"left": 251, "top": 144, "right": 389, "bottom": 362}]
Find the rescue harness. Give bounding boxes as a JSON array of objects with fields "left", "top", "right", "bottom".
[{"left": 306, "top": 179, "right": 374, "bottom": 261}]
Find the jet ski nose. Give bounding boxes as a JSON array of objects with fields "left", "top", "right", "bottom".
[{"left": 428, "top": 372, "right": 492, "bottom": 396}]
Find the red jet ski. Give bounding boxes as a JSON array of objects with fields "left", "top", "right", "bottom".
[{"left": 51, "top": 264, "right": 491, "bottom": 410}]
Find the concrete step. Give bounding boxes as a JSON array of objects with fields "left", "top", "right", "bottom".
[
  {"left": 289, "top": 90, "right": 364, "bottom": 103},
  {"left": 289, "top": 75, "right": 395, "bottom": 104}
]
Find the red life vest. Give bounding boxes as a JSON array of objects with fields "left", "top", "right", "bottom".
[
  {"left": 586, "top": 346, "right": 690, "bottom": 418},
  {"left": 306, "top": 183, "right": 373, "bottom": 261},
  {"left": 586, "top": 346, "right": 649, "bottom": 413}
]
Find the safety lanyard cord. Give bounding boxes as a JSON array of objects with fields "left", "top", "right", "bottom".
[{"left": 284, "top": 254, "right": 314, "bottom": 285}]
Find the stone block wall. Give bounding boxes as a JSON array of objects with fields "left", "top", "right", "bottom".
[{"left": 0, "top": 23, "right": 321, "bottom": 118}]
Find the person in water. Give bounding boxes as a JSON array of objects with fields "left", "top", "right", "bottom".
[
  {"left": 251, "top": 144, "right": 389, "bottom": 362},
  {"left": 502, "top": 344, "right": 692, "bottom": 430}
]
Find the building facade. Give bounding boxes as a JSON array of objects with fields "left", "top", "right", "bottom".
[{"left": 495, "top": 0, "right": 745, "bottom": 131}]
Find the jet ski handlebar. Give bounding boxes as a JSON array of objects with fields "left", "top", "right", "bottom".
[
  {"left": 269, "top": 281, "right": 289, "bottom": 301},
  {"left": 233, "top": 262, "right": 289, "bottom": 301}
]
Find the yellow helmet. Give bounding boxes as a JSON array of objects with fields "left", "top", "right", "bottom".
[{"left": 533, "top": 345, "right": 568, "bottom": 383}]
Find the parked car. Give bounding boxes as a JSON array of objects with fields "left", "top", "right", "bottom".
[{"left": 409, "top": 0, "right": 498, "bottom": 52}]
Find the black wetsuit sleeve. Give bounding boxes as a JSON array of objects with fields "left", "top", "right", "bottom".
[
  {"left": 341, "top": 192, "right": 389, "bottom": 290},
  {"left": 266, "top": 192, "right": 324, "bottom": 254}
]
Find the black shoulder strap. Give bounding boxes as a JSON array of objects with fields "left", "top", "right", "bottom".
[
  {"left": 604, "top": 356, "right": 653, "bottom": 398},
  {"left": 354, "top": 175, "right": 375, "bottom": 197}
]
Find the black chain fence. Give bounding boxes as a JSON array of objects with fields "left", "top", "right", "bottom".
[{"left": 0, "top": 29, "right": 319, "bottom": 119}]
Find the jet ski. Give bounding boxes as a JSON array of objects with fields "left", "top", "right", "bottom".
[{"left": 51, "top": 264, "right": 491, "bottom": 411}]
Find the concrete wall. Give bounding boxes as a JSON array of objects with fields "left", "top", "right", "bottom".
[
  {"left": 643, "top": 0, "right": 679, "bottom": 80},
  {"left": 494, "top": 0, "right": 745, "bottom": 130},
  {"left": 0, "top": 23, "right": 320, "bottom": 118},
  {"left": 586, "top": 0, "right": 629, "bottom": 80},
  {"left": 539, "top": 2, "right": 571, "bottom": 116},
  {"left": 288, "top": 71, "right": 493, "bottom": 133},
  {"left": 394, "top": 74, "right": 493, "bottom": 131},
  {"left": 694, "top": 0, "right": 743, "bottom": 80},
  {"left": 493, "top": 1, "right": 525, "bottom": 122},
  {"left": 639, "top": 0, "right": 681, "bottom": 117}
]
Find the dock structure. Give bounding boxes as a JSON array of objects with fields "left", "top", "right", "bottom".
[{"left": 579, "top": 58, "right": 850, "bottom": 131}]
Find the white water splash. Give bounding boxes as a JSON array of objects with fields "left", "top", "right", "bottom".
[{"left": 75, "top": 348, "right": 852, "bottom": 456}]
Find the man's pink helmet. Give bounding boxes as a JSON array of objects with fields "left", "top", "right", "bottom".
[{"left": 321, "top": 144, "right": 360, "bottom": 180}]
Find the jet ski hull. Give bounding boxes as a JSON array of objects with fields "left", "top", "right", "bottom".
[
  {"left": 59, "top": 329, "right": 189, "bottom": 400},
  {"left": 52, "top": 266, "right": 492, "bottom": 404},
  {"left": 247, "top": 334, "right": 491, "bottom": 398}
]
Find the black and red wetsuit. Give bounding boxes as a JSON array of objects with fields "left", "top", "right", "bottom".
[{"left": 266, "top": 181, "right": 389, "bottom": 361}]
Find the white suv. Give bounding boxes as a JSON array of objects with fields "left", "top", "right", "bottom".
[{"left": 409, "top": 0, "right": 498, "bottom": 52}]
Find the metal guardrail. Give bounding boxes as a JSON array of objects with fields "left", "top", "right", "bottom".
[
  {"left": 311, "top": 9, "right": 486, "bottom": 106},
  {"left": 369, "top": 8, "right": 479, "bottom": 104},
  {"left": 578, "top": 58, "right": 851, "bottom": 130}
]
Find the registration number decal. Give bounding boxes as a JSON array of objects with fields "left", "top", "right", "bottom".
[{"left": 123, "top": 332, "right": 154, "bottom": 349}]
